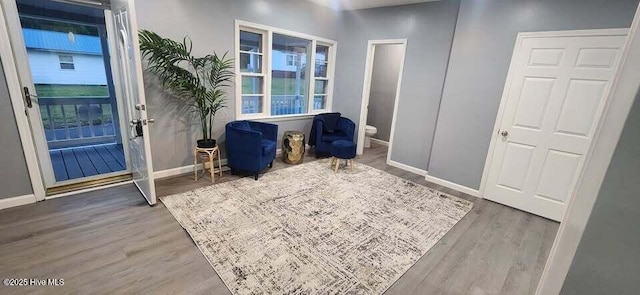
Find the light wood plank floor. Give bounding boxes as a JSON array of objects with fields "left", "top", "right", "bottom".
[{"left": 0, "top": 143, "right": 558, "bottom": 294}]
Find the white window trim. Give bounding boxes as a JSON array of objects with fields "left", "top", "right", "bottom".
[{"left": 234, "top": 20, "right": 337, "bottom": 120}]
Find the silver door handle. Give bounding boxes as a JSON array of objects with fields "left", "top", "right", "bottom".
[
  {"left": 501, "top": 131, "right": 509, "bottom": 137},
  {"left": 130, "top": 119, "right": 140, "bottom": 126},
  {"left": 147, "top": 118, "right": 155, "bottom": 124}
]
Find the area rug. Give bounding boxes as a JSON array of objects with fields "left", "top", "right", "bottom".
[{"left": 161, "top": 159, "right": 473, "bottom": 294}]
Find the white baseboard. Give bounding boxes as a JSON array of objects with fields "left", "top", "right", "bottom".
[
  {"left": 0, "top": 194, "right": 37, "bottom": 210},
  {"left": 155, "top": 144, "right": 307, "bottom": 179},
  {"left": 369, "top": 138, "right": 389, "bottom": 146},
  {"left": 424, "top": 174, "right": 480, "bottom": 197},
  {"left": 154, "top": 159, "right": 229, "bottom": 179},
  {"left": 387, "top": 160, "right": 428, "bottom": 176}
]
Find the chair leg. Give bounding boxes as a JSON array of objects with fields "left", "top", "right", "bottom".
[
  {"left": 254, "top": 174, "right": 259, "bottom": 180},
  {"left": 269, "top": 161, "right": 273, "bottom": 168},
  {"left": 334, "top": 159, "right": 340, "bottom": 173},
  {"left": 209, "top": 156, "right": 215, "bottom": 183},
  {"left": 194, "top": 151, "right": 198, "bottom": 182}
]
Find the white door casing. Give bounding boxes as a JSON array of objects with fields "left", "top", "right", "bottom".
[
  {"left": 1, "top": 0, "right": 56, "bottom": 189},
  {"left": 483, "top": 29, "right": 628, "bottom": 221},
  {"left": 110, "top": 0, "right": 156, "bottom": 205},
  {"left": 356, "top": 39, "right": 407, "bottom": 162},
  {"left": 0, "top": 1, "right": 46, "bottom": 200}
]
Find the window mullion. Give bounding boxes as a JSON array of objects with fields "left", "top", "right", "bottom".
[
  {"left": 308, "top": 40, "right": 317, "bottom": 114},
  {"left": 235, "top": 25, "right": 242, "bottom": 118},
  {"left": 326, "top": 43, "right": 336, "bottom": 112},
  {"left": 265, "top": 30, "right": 273, "bottom": 117}
]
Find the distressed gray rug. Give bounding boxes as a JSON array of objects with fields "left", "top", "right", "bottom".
[{"left": 161, "top": 159, "right": 473, "bottom": 294}]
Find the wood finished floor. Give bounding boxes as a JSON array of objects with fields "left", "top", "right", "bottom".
[{"left": 0, "top": 143, "right": 559, "bottom": 294}]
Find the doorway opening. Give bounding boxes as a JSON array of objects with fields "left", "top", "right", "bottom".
[
  {"left": 356, "top": 40, "right": 406, "bottom": 164},
  {"left": 5, "top": 0, "right": 131, "bottom": 193}
]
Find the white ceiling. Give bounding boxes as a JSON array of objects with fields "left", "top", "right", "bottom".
[{"left": 304, "top": 0, "right": 440, "bottom": 11}]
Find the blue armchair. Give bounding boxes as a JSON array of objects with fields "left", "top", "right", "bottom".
[
  {"left": 309, "top": 113, "right": 355, "bottom": 158},
  {"left": 226, "top": 121, "right": 278, "bottom": 180}
]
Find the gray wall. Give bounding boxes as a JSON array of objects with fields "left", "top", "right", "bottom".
[
  {"left": 334, "top": 1, "right": 460, "bottom": 170},
  {"left": 135, "top": 0, "right": 339, "bottom": 171},
  {"left": 366, "top": 44, "right": 404, "bottom": 142},
  {"left": 561, "top": 92, "right": 640, "bottom": 295},
  {"left": 0, "top": 60, "right": 33, "bottom": 199},
  {"left": 428, "top": 0, "right": 640, "bottom": 189}
]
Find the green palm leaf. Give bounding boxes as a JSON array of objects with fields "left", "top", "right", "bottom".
[{"left": 138, "top": 29, "right": 234, "bottom": 141}]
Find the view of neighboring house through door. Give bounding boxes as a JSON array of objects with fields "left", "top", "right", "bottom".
[
  {"left": 6, "top": 0, "right": 129, "bottom": 191},
  {"left": 0, "top": 0, "right": 159, "bottom": 201},
  {"left": 1, "top": 0, "right": 156, "bottom": 201}
]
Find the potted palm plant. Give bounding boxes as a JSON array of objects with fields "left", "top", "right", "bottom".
[{"left": 138, "top": 30, "right": 234, "bottom": 148}]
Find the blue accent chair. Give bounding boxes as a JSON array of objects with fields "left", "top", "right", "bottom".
[
  {"left": 309, "top": 112, "right": 356, "bottom": 158},
  {"left": 226, "top": 120, "right": 278, "bottom": 180}
]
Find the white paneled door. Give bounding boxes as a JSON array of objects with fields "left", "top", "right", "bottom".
[
  {"left": 110, "top": 0, "right": 157, "bottom": 205},
  {"left": 484, "top": 30, "right": 627, "bottom": 221}
]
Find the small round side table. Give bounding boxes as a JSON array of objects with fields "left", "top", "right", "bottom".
[
  {"left": 194, "top": 146, "right": 222, "bottom": 182},
  {"left": 282, "top": 131, "right": 305, "bottom": 164}
]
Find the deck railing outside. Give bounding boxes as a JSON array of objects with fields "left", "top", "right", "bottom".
[
  {"left": 243, "top": 95, "right": 325, "bottom": 116},
  {"left": 39, "top": 96, "right": 117, "bottom": 149}
]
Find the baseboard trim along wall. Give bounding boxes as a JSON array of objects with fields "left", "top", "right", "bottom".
[
  {"left": 424, "top": 174, "right": 481, "bottom": 197},
  {"left": 369, "top": 138, "right": 389, "bottom": 146},
  {"left": 154, "top": 159, "right": 230, "bottom": 179},
  {"left": 0, "top": 194, "right": 37, "bottom": 210},
  {"left": 387, "top": 160, "right": 428, "bottom": 176},
  {"left": 154, "top": 145, "right": 308, "bottom": 180}
]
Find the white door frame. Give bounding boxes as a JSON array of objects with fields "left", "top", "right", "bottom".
[
  {"left": 356, "top": 39, "right": 407, "bottom": 165},
  {"left": 478, "top": 28, "right": 629, "bottom": 201},
  {"left": 536, "top": 4, "right": 640, "bottom": 294},
  {"left": 1, "top": 0, "right": 57, "bottom": 189},
  {"left": 0, "top": 2, "right": 46, "bottom": 201},
  {"left": 0, "top": 0, "right": 133, "bottom": 200}
]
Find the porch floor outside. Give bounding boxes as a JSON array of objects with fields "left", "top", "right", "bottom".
[{"left": 50, "top": 143, "right": 126, "bottom": 182}]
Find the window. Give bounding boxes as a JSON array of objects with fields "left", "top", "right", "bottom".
[
  {"left": 236, "top": 21, "right": 336, "bottom": 119},
  {"left": 58, "top": 54, "right": 75, "bottom": 70},
  {"left": 271, "top": 34, "right": 310, "bottom": 115},
  {"left": 285, "top": 54, "right": 296, "bottom": 66},
  {"left": 239, "top": 30, "right": 265, "bottom": 114},
  {"left": 314, "top": 45, "right": 329, "bottom": 110}
]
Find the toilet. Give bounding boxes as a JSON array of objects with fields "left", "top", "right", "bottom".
[{"left": 364, "top": 125, "right": 377, "bottom": 148}]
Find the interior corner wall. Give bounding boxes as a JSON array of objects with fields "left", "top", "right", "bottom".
[
  {"left": 561, "top": 91, "right": 640, "bottom": 295},
  {"left": 134, "top": 0, "right": 339, "bottom": 171},
  {"left": 0, "top": 59, "right": 33, "bottom": 199},
  {"left": 333, "top": 0, "right": 461, "bottom": 171},
  {"left": 428, "top": 0, "right": 640, "bottom": 190}
]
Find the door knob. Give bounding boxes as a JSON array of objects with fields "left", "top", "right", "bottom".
[{"left": 501, "top": 130, "right": 509, "bottom": 137}]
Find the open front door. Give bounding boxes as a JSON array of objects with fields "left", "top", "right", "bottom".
[{"left": 109, "top": 0, "right": 156, "bottom": 205}]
